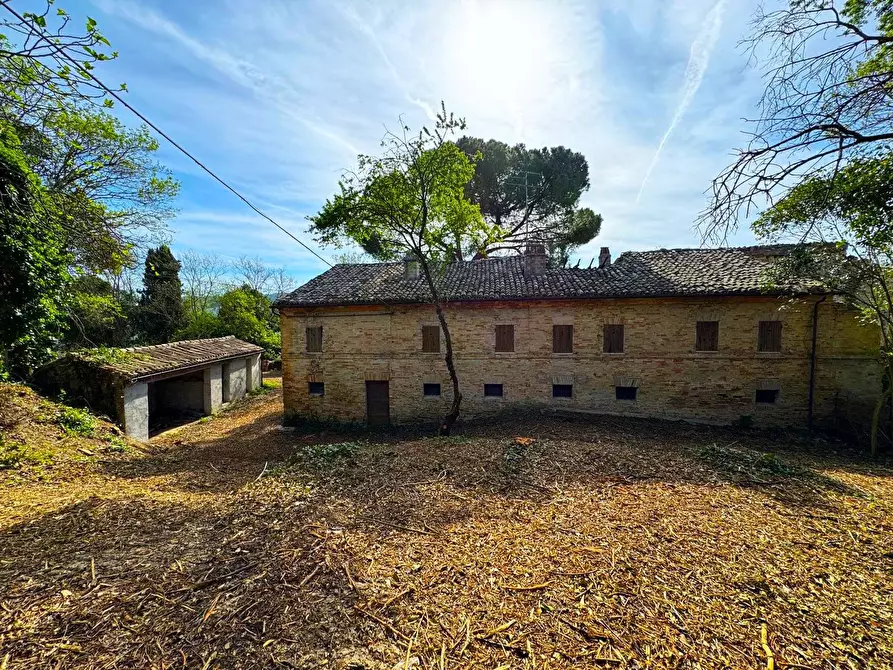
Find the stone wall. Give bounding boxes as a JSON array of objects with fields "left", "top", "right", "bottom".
[{"left": 279, "top": 296, "right": 881, "bottom": 429}]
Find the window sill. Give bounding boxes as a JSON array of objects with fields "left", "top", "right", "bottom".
[
  {"left": 423, "top": 395, "right": 443, "bottom": 400},
  {"left": 551, "top": 352, "right": 575, "bottom": 357},
  {"left": 756, "top": 351, "right": 783, "bottom": 356},
  {"left": 693, "top": 350, "right": 719, "bottom": 354},
  {"left": 602, "top": 352, "right": 625, "bottom": 356},
  {"left": 483, "top": 396, "right": 505, "bottom": 401},
  {"left": 308, "top": 394, "right": 324, "bottom": 398}
]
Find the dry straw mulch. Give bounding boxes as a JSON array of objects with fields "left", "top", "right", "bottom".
[{"left": 2, "top": 387, "right": 892, "bottom": 669}]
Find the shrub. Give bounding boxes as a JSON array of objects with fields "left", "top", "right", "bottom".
[{"left": 57, "top": 405, "right": 96, "bottom": 436}]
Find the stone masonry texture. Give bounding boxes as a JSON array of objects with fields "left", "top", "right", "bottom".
[{"left": 279, "top": 296, "right": 881, "bottom": 429}]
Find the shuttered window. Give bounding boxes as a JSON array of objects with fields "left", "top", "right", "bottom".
[
  {"left": 484, "top": 383, "right": 504, "bottom": 397},
  {"left": 552, "top": 325, "right": 574, "bottom": 353},
  {"left": 615, "top": 386, "right": 637, "bottom": 400},
  {"left": 603, "top": 324, "right": 624, "bottom": 353},
  {"left": 422, "top": 325, "right": 440, "bottom": 353},
  {"left": 695, "top": 321, "right": 719, "bottom": 352},
  {"left": 552, "top": 384, "right": 573, "bottom": 398},
  {"left": 758, "top": 321, "right": 782, "bottom": 352},
  {"left": 495, "top": 325, "right": 515, "bottom": 352},
  {"left": 306, "top": 326, "right": 323, "bottom": 352}
]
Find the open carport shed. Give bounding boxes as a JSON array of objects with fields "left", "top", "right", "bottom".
[{"left": 37, "top": 337, "right": 263, "bottom": 440}]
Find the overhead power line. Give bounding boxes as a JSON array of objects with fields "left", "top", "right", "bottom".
[{"left": 0, "top": 1, "right": 333, "bottom": 268}]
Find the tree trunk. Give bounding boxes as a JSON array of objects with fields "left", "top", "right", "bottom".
[
  {"left": 434, "top": 299, "right": 462, "bottom": 435},
  {"left": 418, "top": 259, "right": 462, "bottom": 435}
]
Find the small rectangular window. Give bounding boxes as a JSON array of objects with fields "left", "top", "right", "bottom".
[
  {"left": 484, "top": 383, "right": 504, "bottom": 397},
  {"left": 758, "top": 321, "right": 782, "bottom": 352},
  {"left": 308, "top": 381, "right": 325, "bottom": 396},
  {"left": 552, "top": 384, "right": 573, "bottom": 398},
  {"left": 615, "top": 386, "right": 637, "bottom": 401},
  {"left": 422, "top": 325, "right": 440, "bottom": 352},
  {"left": 495, "top": 324, "right": 515, "bottom": 352},
  {"left": 306, "top": 326, "right": 323, "bottom": 353},
  {"left": 756, "top": 389, "right": 779, "bottom": 404},
  {"left": 696, "top": 321, "right": 719, "bottom": 352},
  {"left": 423, "top": 383, "right": 441, "bottom": 397},
  {"left": 552, "top": 325, "right": 574, "bottom": 353},
  {"left": 603, "top": 324, "right": 624, "bottom": 353}
]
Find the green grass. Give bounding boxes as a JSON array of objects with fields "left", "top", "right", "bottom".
[
  {"left": 56, "top": 406, "right": 97, "bottom": 437},
  {"left": 0, "top": 435, "right": 54, "bottom": 470}
]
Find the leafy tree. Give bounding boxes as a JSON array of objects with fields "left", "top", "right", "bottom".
[
  {"left": 62, "top": 274, "right": 132, "bottom": 348},
  {"left": 309, "top": 106, "right": 498, "bottom": 434},
  {"left": 701, "top": 0, "right": 893, "bottom": 241},
  {"left": 0, "top": 122, "right": 70, "bottom": 376},
  {"left": 0, "top": 2, "right": 121, "bottom": 116},
  {"left": 217, "top": 286, "right": 280, "bottom": 358},
  {"left": 456, "top": 137, "right": 601, "bottom": 262},
  {"left": 16, "top": 106, "right": 179, "bottom": 273},
  {"left": 138, "top": 245, "right": 184, "bottom": 343},
  {"left": 755, "top": 154, "right": 893, "bottom": 453}
]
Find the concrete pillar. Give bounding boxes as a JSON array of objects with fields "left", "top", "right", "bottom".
[
  {"left": 223, "top": 358, "right": 247, "bottom": 402},
  {"left": 122, "top": 382, "right": 149, "bottom": 441},
  {"left": 203, "top": 364, "right": 222, "bottom": 414},
  {"left": 246, "top": 354, "right": 262, "bottom": 391}
]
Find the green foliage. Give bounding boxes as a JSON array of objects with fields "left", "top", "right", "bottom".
[
  {"left": 217, "top": 285, "right": 280, "bottom": 357},
  {"left": 301, "top": 441, "right": 364, "bottom": 463},
  {"left": 0, "top": 435, "right": 54, "bottom": 470},
  {"left": 56, "top": 405, "right": 96, "bottom": 436},
  {"left": 138, "top": 245, "right": 184, "bottom": 343},
  {"left": 104, "top": 434, "right": 128, "bottom": 453},
  {"left": 175, "top": 311, "right": 224, "bottom": 341},
  {"left": 73, "top": 346, "right": 145, "bottom": 367},
  {"left": 455, "top": 136, "right": 600, "bottom": 261},
  {"left": 62, "top": 274, "right": 134, "bottom": 347},
  {"left": 0, "top": 122, "right": 71, "bottom": 376}
]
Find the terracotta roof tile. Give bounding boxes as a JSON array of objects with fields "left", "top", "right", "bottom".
[
  {"left": 274, "top": 244, "right": 819, "bottom": 308},
  {"left": 86, "top": 337, "right": 263, "bottom": 382}
]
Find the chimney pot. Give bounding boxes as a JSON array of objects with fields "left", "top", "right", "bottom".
[
  {"left": 403, "top": 254, "right": 419, "bottom": 280},
  {"left": 523, "top": 243, "right": 548, "bottom": 277},
  {"left": 598, "top": 246, "right": 611, "bottom": 268}
]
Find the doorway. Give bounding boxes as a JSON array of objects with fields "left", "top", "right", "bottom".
[{"left": 365, "top": 380, "right": 390, "bottom": 426}]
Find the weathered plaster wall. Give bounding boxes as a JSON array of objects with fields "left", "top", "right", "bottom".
[
  {"left": 280, "top": 296, "right": 881, "bottom": 429},
  {"left": 223, "top": 358, "right": 247, "bottom": 403}
]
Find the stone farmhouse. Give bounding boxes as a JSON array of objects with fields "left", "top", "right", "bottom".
[{"left": 274, "top": 244, "right": 881, "bottom": 430}]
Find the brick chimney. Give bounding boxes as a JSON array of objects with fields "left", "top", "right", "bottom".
[
  {"left": 404, "top": 253, "right": 419, "bottom": 280},
  {"left": 523, "top": 243, "right": 548, "bottom": 277},
  {"left": 598, "top": 247, "right": 611, "bottom": 268}
]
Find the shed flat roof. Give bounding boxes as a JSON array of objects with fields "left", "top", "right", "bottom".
[{"left": 95, "top": 337, "right": 263, "bottom": 383}]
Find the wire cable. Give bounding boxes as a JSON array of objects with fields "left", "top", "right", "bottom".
[{"left": 0, "top": 0, "right": 333, "bottom": 267}]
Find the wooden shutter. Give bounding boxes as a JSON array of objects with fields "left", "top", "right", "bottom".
[
  {"left": 696, "top": 321, "right": 719, "bottom": 351},
  {"left": 603, "top": 324, "right": 624, "bottom": 353},
  {"left": 758, "top": 321, "right": 782, "bottom": 352},
  {"left": 422, "top": 325, "right": 441, "bottom": 352},
  {"left": 306, "top": 326, "right": 323, "bottom": 352},
  {"left": 552, "top": 325, "right": 574, "bottom": 353},
  {"left": 495, "top": 325, "right": 515, "bottom": 352}
]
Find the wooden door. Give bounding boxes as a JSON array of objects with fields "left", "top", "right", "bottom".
[{"left": 365, "top": 381, "right": 390, "bottom": 426}]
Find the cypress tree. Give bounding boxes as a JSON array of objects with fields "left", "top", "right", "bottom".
[{"left": 138, "top": 245, "right": 183, "bottom": 343}]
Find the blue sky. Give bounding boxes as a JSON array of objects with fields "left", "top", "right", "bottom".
[{"left": 61, "top": 0, "right": 765, "bottom": 285}]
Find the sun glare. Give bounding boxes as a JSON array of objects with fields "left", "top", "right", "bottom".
[{"left": 445, "top": 0, "right": 563, "bottom": 131}]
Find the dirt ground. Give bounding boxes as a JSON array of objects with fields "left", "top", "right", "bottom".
[{"left": 2, "top": 382, "right": 893, "bottom": 669}]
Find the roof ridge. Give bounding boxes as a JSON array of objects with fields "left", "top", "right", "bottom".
[{"left": 122, "top": 335, "right": 237, "bottom": 353}]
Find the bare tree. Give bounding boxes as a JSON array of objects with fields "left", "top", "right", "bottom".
[
  {"left": 180, "top": 251, "right": 228, "bottom": 319},
  {"left": 269, "top": 268, "right": 297, "bottom": 300},
  {"left": 231, "top": 255, "right": 275, "bottom": 293},
  {"left": 700, "top": 1, "right": 893, "bottom": 242}
]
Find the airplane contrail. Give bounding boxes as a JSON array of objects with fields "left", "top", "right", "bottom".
[{"left": 636, "top": 0, "right": 727, "bottom": 204}]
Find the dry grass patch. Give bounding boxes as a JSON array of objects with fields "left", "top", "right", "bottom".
[{"left": 1, "top": 387, "right": 892, "bottom": 669}]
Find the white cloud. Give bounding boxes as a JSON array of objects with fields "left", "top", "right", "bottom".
[
  {"left": 635, "top": 0, "right": 727, "bottom": 203},
  {"left": 86, "top": 0, "right": 761, "bottom": 285}
]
